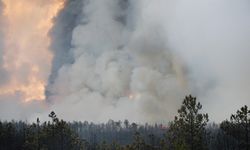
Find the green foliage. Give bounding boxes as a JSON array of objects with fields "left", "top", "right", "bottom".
[
  {"left": 131, "top": 132, "right": 146, "bottom": 150},
  {"left": 221, "top": 105, "right": 250, "bottom": 150},
  {"left": 0, "top": 95, "right": 249, "bottom": 150},
  {"left": 0, "top": 111, "right": 85, "bottom": 150},
  {"left": 167, "top": 95, "right": 209, "bottom": 150}
]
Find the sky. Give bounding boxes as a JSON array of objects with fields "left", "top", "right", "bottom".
[{"left": 0, "top": 0, "right": 249, "bottom": 123}]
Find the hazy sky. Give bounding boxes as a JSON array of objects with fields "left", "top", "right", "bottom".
[{"left": 0, "top": 0, "right": 249, "bottom": 123}]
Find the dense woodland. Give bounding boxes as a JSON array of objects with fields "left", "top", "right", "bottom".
[{"left": 0, "top": 95, "right": 249, "bottom": 150}]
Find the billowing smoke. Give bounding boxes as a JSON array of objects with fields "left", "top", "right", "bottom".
[
  {"left": 0, "top": 0, "right": 63, "bottom": 120},
  {"left": 47, "top": 0, "right": 84, "bottom": 88},
  {"left": 0, "top": 0, "right": 250, "bottom": 123},
  {"left": 0, "top": 0, "right": 42, "bottom": 120},
  {"left": 44, "top": 0, "right": 188, "bottom": 123},
  {"left": 45, "top": 0, "right": 250, "bottom": 123}
]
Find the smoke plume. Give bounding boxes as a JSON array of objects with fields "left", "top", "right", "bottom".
[
  {"left": 43, "top": 0, "right": 188, "bottom": 123},
  {"left": 0, "top": 0, "right": 62, "bottom": 120},
  {"left": 0, "top": 0, "right": 250, "bottom": 123}
]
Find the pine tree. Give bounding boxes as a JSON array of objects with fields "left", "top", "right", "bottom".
[
  {"left": 167, "top": 95, "right": 209, "bottom": 150},
  {"left": 222, "top": 105, "right": 250, "bottom": 150}
]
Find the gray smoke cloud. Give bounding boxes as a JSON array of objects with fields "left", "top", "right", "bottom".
[
  {"left": 0, "top": 0, "right": 249, "bottom": 123},
  {"left": 45, "top": 0, "right": 250, "bottom": 123},
  {"left": 47, "top": 0, "right": 84, "bottom": 87},
  {"left": 165, "top": 0, "right": 250, "bottom": 121},
  {"left": 45, "top": 0, "right": 188, "bottom": 123}
]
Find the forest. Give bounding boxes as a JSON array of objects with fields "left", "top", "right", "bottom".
[{"left": 0, "top": 95, "right": 249, "bottom": 150}]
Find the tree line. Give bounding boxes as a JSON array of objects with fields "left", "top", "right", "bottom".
[{"left": 0, "top": 95, "right": 249, "bottom": 150}]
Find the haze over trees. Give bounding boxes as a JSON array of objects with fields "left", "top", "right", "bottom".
[{"left": 0, "top": 95, "right": 249, "bottom": 150}]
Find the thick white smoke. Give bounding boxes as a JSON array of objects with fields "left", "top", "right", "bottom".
[
  {"left": 45, "top": 0, "right": 187, "bottom": 123},
  {"left": 45, "top": 0, "right": 250, "bottom": 123},
  {"left": 0, "top": 0, "right": 250, "bottom": 123}
]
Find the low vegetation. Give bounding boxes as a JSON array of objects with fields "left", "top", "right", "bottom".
[{"left": 0, "top": 95, "right": 249, "bottom": 150}]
